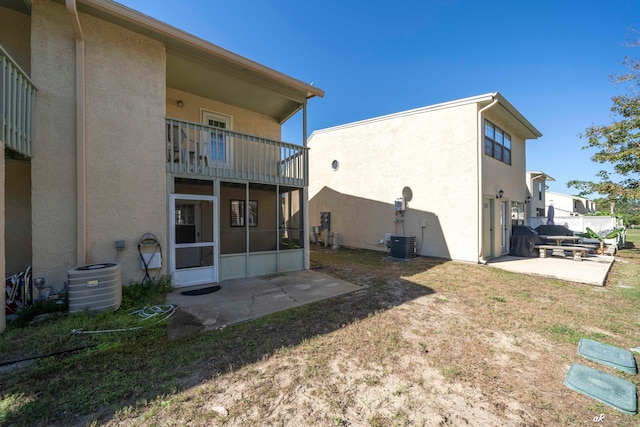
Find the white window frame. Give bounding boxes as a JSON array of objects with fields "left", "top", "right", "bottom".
[{"left": 201, "top": 110, "right": 233, "bottom": 168}]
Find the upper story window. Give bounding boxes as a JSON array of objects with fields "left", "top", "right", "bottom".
[
  {"left": 538, "top": 182, "right": 542, "bottom": 200},
  {"left": 202, "top": 110, "right": 232, "bottom": 167},
  {"left": 484, "top": 120, "right": 511, "bottom": 165}
]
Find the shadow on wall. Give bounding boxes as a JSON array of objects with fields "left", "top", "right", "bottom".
[{"left": 309, "top": 186, "right": 450, "bottom": 259}]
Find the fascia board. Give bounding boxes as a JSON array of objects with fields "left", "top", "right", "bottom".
[{"left": 70, "top": 0, "right": 324, "bottom": 100}]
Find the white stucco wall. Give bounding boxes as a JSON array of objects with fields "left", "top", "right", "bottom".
[
  {"left": 309, "top": 102, "right": 481, "bottom": 262},
  {"left": 31, "top": 1, "right": 166, "bottom": 285},
  {"left": 545, "top": 191, "right": 593, "bottom": 216}
]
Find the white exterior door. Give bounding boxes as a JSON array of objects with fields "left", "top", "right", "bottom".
[
  {"left": 170, "top": 194, "right": 218, "bottom": 287},
  {"left": 500, "top": 201, "right": 508, "bottom": 255}
]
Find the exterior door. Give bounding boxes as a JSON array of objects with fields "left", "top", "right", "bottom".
[
  {"left": 500, "top": 201, "right": 508, "bottom": 255},
  {"left": 483, "top": 197, "right": 494, "bottom": 258},
  {"left": 170, "top": 194, "right": 218, "bottom": 287}
]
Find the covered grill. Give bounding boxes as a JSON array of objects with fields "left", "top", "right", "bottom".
[{"left": 509, "top": 226, "right": 541, "bottom": 257}]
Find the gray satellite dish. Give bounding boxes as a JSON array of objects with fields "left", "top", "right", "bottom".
[{"left": 402, "top": 186, "right": 413, "bottom": 202}]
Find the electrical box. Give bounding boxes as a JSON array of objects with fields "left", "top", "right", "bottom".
[
  {"left": 320, "top": 212, "right": 331, "bottom": 230},
  {"left": 395, "top": 198, "right": 406, "bottom": 211}
]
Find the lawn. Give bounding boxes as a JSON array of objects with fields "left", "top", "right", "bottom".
[{"left": 1, "top": 230, "right": 640, "bottom": 426}]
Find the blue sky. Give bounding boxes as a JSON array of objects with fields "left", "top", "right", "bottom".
[{"left": 119, "top": 0, "right": 640, "bottom": 196}]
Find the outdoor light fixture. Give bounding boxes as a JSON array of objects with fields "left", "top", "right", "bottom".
[
  {"left": 177, "top": 100, "right": 183, "bottom": 108},
  {"left": 496, "top": 189, "right": 504, "bottom": 199},
  {"left": 525, "top": 195, "right": 531, "bottom": 203}
]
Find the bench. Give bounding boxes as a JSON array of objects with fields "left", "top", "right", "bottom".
[{"left": 535, "top": 245, "right": 589, "bottom": 260}]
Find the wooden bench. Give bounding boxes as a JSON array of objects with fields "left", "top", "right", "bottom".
[{"left": 535, "top": 245, "right": 589, "bottom": 260}]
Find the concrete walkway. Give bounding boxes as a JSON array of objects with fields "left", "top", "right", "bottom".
[
  {"left": 487, "top": 254, "right": 615, "bottom": 286},
  {"left": 166, "top": 269, "right": 362, "bottom": 339}
]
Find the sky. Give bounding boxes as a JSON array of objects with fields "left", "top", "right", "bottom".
[{"left": 118, "top": 0, "right": 640, "bottom": 196}]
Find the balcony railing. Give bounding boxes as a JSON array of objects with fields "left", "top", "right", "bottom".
[
  {"left": 166, "top": 118, "right": 308, "bottom": 187},
  {"left": 0, "top": 45, "right": 36, "bottom": 158}
]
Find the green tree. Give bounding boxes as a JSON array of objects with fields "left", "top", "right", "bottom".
[{"left": 568, "top": 33, "right": 640, "bottom": 217}]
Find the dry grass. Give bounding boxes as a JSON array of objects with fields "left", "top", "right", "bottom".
[{"left": 2, "top": 232, "right": 640, "bottom": 426}]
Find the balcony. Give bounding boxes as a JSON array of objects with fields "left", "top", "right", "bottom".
[
  {"left": 0, "top": 45, "right": 36, "bottom": 158},
  {"left": 166, "top": 118, "right": 308, "bottom": 187}
]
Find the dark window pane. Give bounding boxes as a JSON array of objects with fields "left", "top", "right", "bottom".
[
  {"left": 504, "top": 148, "right": 511, "bottom": 164},
  {"left": 495, "top": 144, "right": 503, "bottom": 160},
  {"left": 484, "top": 137, "right": 493, "bottom": 156}
]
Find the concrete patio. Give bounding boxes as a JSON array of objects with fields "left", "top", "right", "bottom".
[
  {"left": 487, "top": 253, "right": 615, "bottom": 286},
  {"left": 166, "top": 269, "right": 362, "bottom": 339}
]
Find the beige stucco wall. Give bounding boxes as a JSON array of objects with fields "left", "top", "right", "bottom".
[
  {"left": 481, "top": 111, "right": 528, "bottom": 203},
  {"left": 31, "top": 1, "right": 166, "bottom": 285},
  {"left": 481, "top": 111, "right": 529, "bottom": 257},
  {"left": 526, "top": 173, "right": 548, "bottom": 217},
  {"left": 31, "top": 0, "right": 77, "bottom": 285},
  {"left": 5, "top": 160, "right": 32, "bottom": 275},
  {"left": 309, "top": 103, "right": 481, "bottom": 262},
  {"left": 166, "top": 87, "right": 281, "bottom": 140},
  {"left": 0, "top": 5, "right": 31, "bottom": 74}
]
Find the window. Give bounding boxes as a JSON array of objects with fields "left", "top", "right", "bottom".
[
  {"left": 484, "top": 120, "right": 511, "bottom": 165},
  {"left": 202, "top": 111, "right": 231, "bottom": 167},
  {"left": 538, "top": 182, "right": 542, "bottom": 200},
  {"left": 511, "top": 201, "right": 524, "bottom": 226},
  {"left": 230, "top": 200, "right": 257, "bottom": 227}
]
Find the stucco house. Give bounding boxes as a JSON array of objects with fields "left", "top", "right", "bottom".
[
  {"left": 308, "top": 93, "right": 541, "bottom": 263},
  {"left": 1, "top": 0, "right": 323, "bottom": 331},
  {"left": 525, "top": 170, "right": 555, "bottom": 218},
  {"left": 545, "top": 190, "right": 597, "bottom": 216}
]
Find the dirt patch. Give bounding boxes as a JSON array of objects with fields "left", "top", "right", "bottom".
[
  {"left": 4, "top": 246, "right": 640, "bottom": 426},
  {"left": 104, "top": 248, "right": 640, "bottom": 426}
]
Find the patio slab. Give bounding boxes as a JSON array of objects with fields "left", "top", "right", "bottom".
[
  {"left": 487, "top": 254, "right": 615, "bottom": 286},
  {"left": 166, "top": 269, "right": 362, "bottom": 339}
]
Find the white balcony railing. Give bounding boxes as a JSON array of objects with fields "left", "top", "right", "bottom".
[
  {"left": 166, "top": 118, "right": 308, "bottom": 186},
  {"left": 0, "top": 45, "right": 36, "bottom": 158}
]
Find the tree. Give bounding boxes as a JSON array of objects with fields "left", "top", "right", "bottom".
[{"left": 568, "top": 31, "right": 640, "bottom": 216}]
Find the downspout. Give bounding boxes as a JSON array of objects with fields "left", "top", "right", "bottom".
[
  {"left": 302, "top": 101, "right": 310, "bottom": 269},
  {"left": 66, "top": 0, "right": 87, "bottom": 266},
  {"left": 477, "top": 96, "right": 498, "bottom": 264}
]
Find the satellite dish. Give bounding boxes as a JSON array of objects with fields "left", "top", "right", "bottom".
[{"left": 402, "top": 186, "right": 413, "bottom": 202}]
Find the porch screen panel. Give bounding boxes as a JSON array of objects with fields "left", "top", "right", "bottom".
[
  {"left": 220, "top": 182, "right": 246, "bottom": 254},
  {"left": 279, "top": 187, "right": 304, "bottom": 250},
  {"left": 249, "top": 184, "right": 277, "bottom": 252}
]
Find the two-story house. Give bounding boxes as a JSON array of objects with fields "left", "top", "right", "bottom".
[
  {"left": 1, "top": 0, "right": 323, "bottom": 331},
  {"left": 525, "top": 171, "right": 555, "bottom": 218},
  {"left": 308, "top": 93, "right": 541, "bottom": 263}
]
